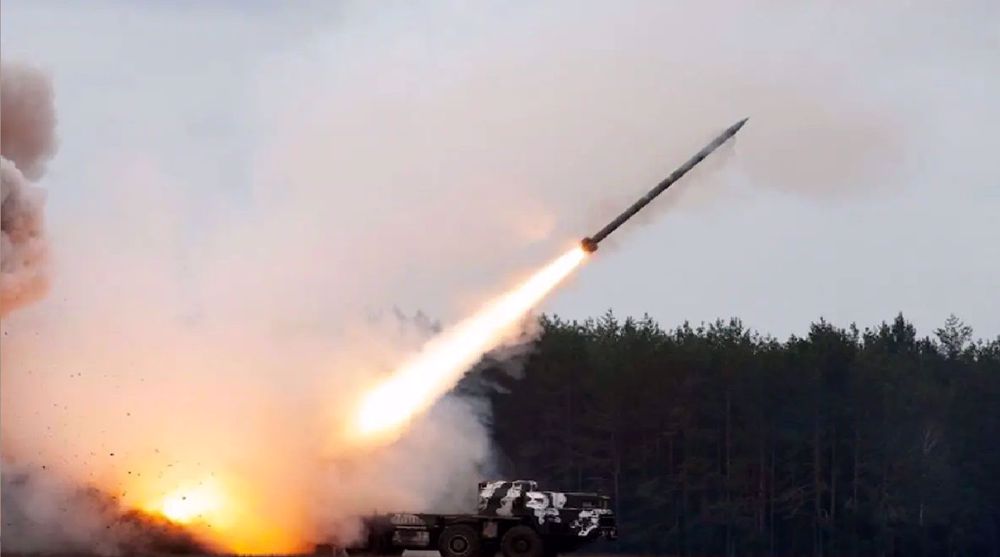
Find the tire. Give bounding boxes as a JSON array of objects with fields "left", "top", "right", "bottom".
[
  {"left": 439, "top": 524, "right": 482, "bottom": 557},
  {"left": 500, "top": 525, "right": 544, "bottom": 557}
]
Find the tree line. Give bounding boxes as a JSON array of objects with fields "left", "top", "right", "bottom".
[{"left": 469, "top": 312, "right": 1000, "bottom": 557}]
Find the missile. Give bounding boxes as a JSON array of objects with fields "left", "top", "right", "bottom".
[{"left": 580, "top": 118, "right": 748, "bottom": 253}]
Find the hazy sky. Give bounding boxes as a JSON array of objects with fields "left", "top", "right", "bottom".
[{"left": 3, "top": 0, "right": 998, "bottom": 339}]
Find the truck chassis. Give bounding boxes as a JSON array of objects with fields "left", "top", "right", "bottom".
[{"left": 317, "top": 481, "right": 617, "bottom": 557}]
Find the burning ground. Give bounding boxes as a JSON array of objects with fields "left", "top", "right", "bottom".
[{"left": 2, "top": 462, "right": 208, "bottom": 555}]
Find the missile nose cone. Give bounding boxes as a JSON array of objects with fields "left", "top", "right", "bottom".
[{"left": 732, "top": 118, "right": 749, "bottom": 133}]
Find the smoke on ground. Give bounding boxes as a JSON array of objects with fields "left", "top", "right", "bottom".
[
  {"left": 1, "top": 61, "right": 56, "bottom": 315},
  {"left": 1, "top": 460, "right": 209, "bottom": 555}
]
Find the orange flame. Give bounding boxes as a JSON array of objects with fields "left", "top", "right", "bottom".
[
  {"left": 149, "top": 479, "right": 225, "bottom": 525},
  {"left": 350, "top": 246, "right": 588, "bottom": 445},
  {"left": 128, "top": 474, "right": 303, "bottom": 554}
]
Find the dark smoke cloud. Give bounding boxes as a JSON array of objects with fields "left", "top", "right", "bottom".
[{"left": 1, "top": 61, "right": 57, "bottom": 316}]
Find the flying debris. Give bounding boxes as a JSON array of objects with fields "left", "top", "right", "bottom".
[{"left": 580, "top": 118, "right": 748, "bottom": 253}]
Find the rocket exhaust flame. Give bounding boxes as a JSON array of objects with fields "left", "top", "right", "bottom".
[
  {"left": 350, "top": 120, "right": 745, "bottom": 446},
  {"left": 350, "top": 120, "right": 747, "bottom": 446},
  {"left": 351, "top": 246, "right": 588, "bottom": 444}
]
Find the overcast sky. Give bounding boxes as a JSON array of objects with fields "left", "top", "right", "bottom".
[{"left": 3, "top": 0, "right": 998, "bottom": 340}]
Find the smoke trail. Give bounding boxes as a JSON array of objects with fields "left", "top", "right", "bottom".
[
  {"left": 349, "top": 247, "right": 587, "bottom": 446},
  {"left": 1, "top": 61, "right": 56, "bottom": 316}
]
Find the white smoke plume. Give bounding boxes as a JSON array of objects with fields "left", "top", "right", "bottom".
[{"left": 0, "top": 61, "right": 56, "bottom": 315}]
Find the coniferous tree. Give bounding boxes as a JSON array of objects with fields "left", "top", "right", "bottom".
[{"left": 479, "top": 312, "right": 999, "bottom": 557}]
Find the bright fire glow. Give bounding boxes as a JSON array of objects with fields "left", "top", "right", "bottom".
[
  {"left": 149, "top": 478, "right": 225, "bottom": 524},
  {"left": 132, "top": 473, "right": 302, "bottom": 555},
  {"left": 352, "top": 246, "right": 588, "bottom": 444}
]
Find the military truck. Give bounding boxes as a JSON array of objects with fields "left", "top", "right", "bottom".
[{"left": 316, "top": 480, "right": 617, "bottom": 557}]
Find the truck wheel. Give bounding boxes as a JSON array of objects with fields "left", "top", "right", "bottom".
[
  {"left": 500, "top": 525, "right": 544, "bottom": 557},
  {"left": 439, "top": 524, "right": 481, "bottom": 557}
]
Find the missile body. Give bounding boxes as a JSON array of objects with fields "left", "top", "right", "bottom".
[{"left": 580, "top": 118, "right": 748, "bottom": 253}]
